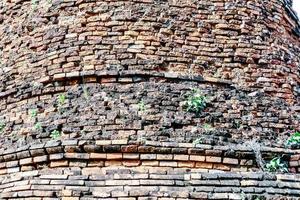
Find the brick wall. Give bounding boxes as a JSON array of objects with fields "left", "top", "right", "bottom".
[
  {"left": 0, "top": 0, "right": 299, "bottom": 199},
  {"left": 0, "top": 0, "right": 299, "bottom": 149},
  {"left": 0, "top": 139, "right": 300, "bottom": 199}
]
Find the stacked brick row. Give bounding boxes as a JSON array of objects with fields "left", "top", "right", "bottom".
[
  {"left": 2, "top": 167, "right": 300, "bottom": 199},
  {"left": 0, "top": 139, "right": 300, "bottom": 172},
  {"left": 0, "top": 0, "right": 299, "bottom": 199},
  {"left": 0, "top": 140, "right": 299, "bottom": 199},
  {"left": 0, "top": 140, "right": 299, "bottom": 198}
]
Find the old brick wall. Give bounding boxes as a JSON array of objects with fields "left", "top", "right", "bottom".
[
  {"left": 0, "top": 0, "right": 299, "bottom": 199},
  {"left": 0, "top": 0, "right": 299, "bottom": 147}
]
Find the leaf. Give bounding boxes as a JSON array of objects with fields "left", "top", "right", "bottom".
[
  {"left": 185, "top": 90, "right": 207, "bottom": 114},
  {"left": 30, "top": 109, "right": 38, "bottom": 118},
  {"left": 34, "top": 122, "right": 42, "bottom": 130},
  {"left": 286, "top": 131, "right": 300, "bottom": 146},
  {"left": 266, "top": 157, "right": 288, "bottom": 173},
  {"left": 50, "top": 130, "right": 61, "bottom": 140}
]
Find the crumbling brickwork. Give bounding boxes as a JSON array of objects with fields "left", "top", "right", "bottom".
[{"left": 0, "top": 0, "right": 299, "bottom": 199}]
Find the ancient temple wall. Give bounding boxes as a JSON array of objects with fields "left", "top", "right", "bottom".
[{"left": 0, "top": 0, "right": 299, "bottom": 199}]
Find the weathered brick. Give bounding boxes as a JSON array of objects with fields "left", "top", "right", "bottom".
[
  {"left": 159, "top": 161, "right": 177, "bottom": 167},
  {"left": 106, "top": 153, "right": 122, "bottom": 160},
  {"left": 122, "top": 160, "right": 141, "bottom": 167},
  {"left": 33, "top": 155, "right": 48, "bottom": 163},
  {"left": 90, "top": 153, "right": 107, "bottom": 159},
  {"left": 173, "top": 154, "right": 189, "bottom": 161},
  {"left": 189, "top": 155, "right": 205, "bottom": 162},
  {"left": 50, "top": 161, "right": 68, "bottom": 168},
  {"left": 157, "top": 154, "right": 173, "bottom": 160},
  {"left": 178, "top": 161, "right": 195, "bottom": 168},
  {"left": 141, "top": 161, "right": 159, "bottom": 166},
  {"left": 140, "top": 154, "right": 156, "bottom": 160},
  {"left": 195, "top": 162, "right": 213, "bottom": 169},
  {"left": 206, "top": 156, "right": 222, "bottom": 163},
  {"left": 223, "top": 158, "right": 239, "bottom": 165}
]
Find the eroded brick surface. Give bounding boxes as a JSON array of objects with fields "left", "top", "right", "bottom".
[
  {"left": 0, "top": 0, "right": 299, "bottom": 199},
  {"left": 0, "top": 0, "right": 298, "bottom": 148}
]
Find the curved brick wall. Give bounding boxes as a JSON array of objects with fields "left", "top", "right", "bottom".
[{"left": 0, "top": 0, "right": 300, "bottom": 199}]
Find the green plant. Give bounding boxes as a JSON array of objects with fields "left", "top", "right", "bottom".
[
  {"left": 193, "top": 138, "right": 203, "bottom": 146},
  {"left": 50, "top": 130, "right": 61, "bottom": 139},
  {"left": 58, "top": 94, "right": 66, "bottom": 106},
  {"left": 138, "top": 136, "right": 147, "bottom": 144},
  {"left": 0, "top": 122, "right": 5, "bottom": 133},
  {"left": 203, "top": 123, "right": 214, "bottom": 132},
  {"left": 184, "top": 89, "right": 207, "bottom": 114},
  {"left": 138, "top": 100, "right": 146, "bottom": 111},
  {"left": 30, "top": 109, "right": 38, "bottom": 118},
  {"left": 34, "top": 122, "right": 42, "bottom": 131},
  {"left": 265, "top": 157, "right": 288, "bottom": 173},
  {"left": 286, "top": 131, "right": 300, "bottom": 146},
  {"left": 232, "top": 120, "right": 241, "bottom": 129},
  {"left": 31, "top": 0, "right": 38, "bottom": 10}
]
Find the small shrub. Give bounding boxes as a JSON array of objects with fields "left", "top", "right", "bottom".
[
  {"left": 58, "top": 94, "right": 66, "bottom": 106},
  {"left": 50, "top": 130, "right": 61, "bottom": 140},
  {"left": 184, "top": 89, "right": 207, "bottom": 114},
  {"left": 286, "top": 131, "right": 300, "bottom": 147},
  {"left": 30, "top": 109, "right": 38, "bottom": 118},
  {"left": 193, "top": 138, "right": 203, "bottom": 146},
  {"left": 265, "top": 157, "right": 288, "bottom": 173},
  {"left": 232, "top": 119, "right": 241, "bottom": 129},
  {"left": 57, "top": 94, "right": 67, "bottom": 114},
  {"left": 203, "top": 123, "right": 214, "bottom": 132},
  {"left": 138, "top": 100, "right": 146, "bottom": 111},
  {"left": 34, "top": 122, "right": 42, "bottom": 131}
]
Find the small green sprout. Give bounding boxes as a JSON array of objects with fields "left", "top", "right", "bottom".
[
  {"left": 286, "top": 131, "right": 300, "bottom": 147},
  {"left": 34, "top": 122, "right": 42, "bottom": 131},
  {"left": 193, "top": 138, "right": 203, "bottom": 146},
  {"left": 203, "top": 123, "right": 214, "bottom": 132},
  {"left": 58, "top": 94, "right": 66, "bottom": 106},
  {"left": 185, "top": 89, "right": 207, "bottom": 114},
  {"left": 138, "top": 100, "right": 146, "bottom": 111},
  {"left": 50, "top": 130, "right": 61, "bottom": 140},
  {"left": 265, "top": 157, "right": 288, "bottom": 173},
  {"left": 31, "top": 0, "right": 38, "bottom": 10},
  {"left": 30, "top": 109, "right": 38, "bottom": 118}
]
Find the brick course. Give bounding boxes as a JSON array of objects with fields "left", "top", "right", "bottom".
[{"left": 0, "top": 0, "right": 299, "bottom": 199}]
